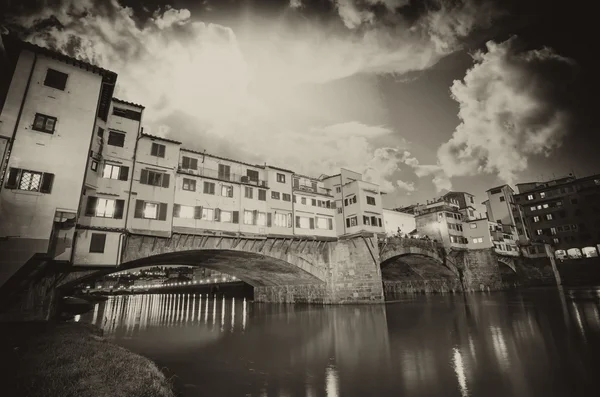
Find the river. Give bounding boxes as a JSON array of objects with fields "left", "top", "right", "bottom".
[{"left": 80, "top": 287, "right": 600, "bottom": 397}]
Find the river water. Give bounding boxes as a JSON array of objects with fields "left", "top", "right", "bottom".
[{"left": 80, "top": 287, "right": 600, "bottom": 397}]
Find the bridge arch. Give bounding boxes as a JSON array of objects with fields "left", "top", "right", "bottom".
[
  {"left": 378, "top": 238, "right": 462, "bottom": 295},
  {"left": 60, "top": 234, "right": 331, "bottom": 291},
  {"left": 496, "top": 256, "right": 518, "bottom": 284}
]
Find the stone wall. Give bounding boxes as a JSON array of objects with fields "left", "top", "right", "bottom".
[
  {"left": 325, "top": 236, "right": 384, "bottom": 304},
  {"left": 383, "top": 279, "right": 463, "bottom": 299},
  {"left": 254, "top": 284, "right": 328, "bottom": 304},
  {"left": 460, "top": 249, "right": 504, "bottom": 291},
  {"left": 513, "top": 257, "right": 556, "bottom": 287}
]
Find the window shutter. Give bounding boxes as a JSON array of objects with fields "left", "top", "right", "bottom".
[
  {"left": 161, "top": 173, "right": 170, "bottom": 188},
  {"left": 310, "top": 218, "right": 315, "bottom": 229},
  {"left": 296, "top": 216, "right": 300, "bottom": 228},
  {"left": 5, "top": 168, "right": 20, "bottom": 189},
  {"left": 39, "top": 172, "right": 54, "bottom": 193},
  {"left": 182, "top": 157, "right": 189, "bottom": 169},
  {"left": 194, "top": 206, "right": 203, "bottom": 219},
  {"left": 378, "top": 218, "right": 382, "bottom": 227},
  {"left": 232, "top": 211, "right": 239, "bottom": 224},
  {"left": 311, "top": 199, "right": 316, "bottom": 206},
  {"left": 287, "top": 214, "right": 292, "bottom": 228},
  {"left": 252, "top": 210, "right": 258, "bottom": 225},
  {"left": 173, "top": 204, "right": 181, "bottom": 217},
  {"left": 293, "top": 178, "right": 299, "bottom": 189},
  {"left": 151, "top": 143, "right": 157, "bottom": 156},
  {"left": 331, "top": 201, "right": 336, "bottom": 209},
  {"left": 159, "top": 145, "right": 165, "bottom": 157},
  {"left": 119, "top": 166, "right": 129, "bottom": 181},
  {"left": 371, "top": 216, "right": 377, "bottom": 225},
  {"left": 363, "top": 216, "right": 368, "bottom": 225},
  {"left": 134, "top": 200, "right": 144, "bottom": 218},
  {"left": 353, "top": 196, "right": 357, "bottom": 203},
  {"left": 267, "top": 213, "right": 272, "bottom": 227},
  {"left": 114, "top": 200, "right": 125, "bottom": 219},
  {"left": 140, "top": 169, "right": 148, "bottom": 185},
  {"left": 85, "top": 196, "right": 98, "bottom": 216},
  {"left": 191, "top": 158, "right": 198, "bottom": 170},
  {"left": 346, "top": 218, "right": 350, "bottom": 228},
  {"left": 158, "top": 203, "right": 168, "bottom": 220},
  {"left": 328, "top": 218, "right": 333, "bottom": 230},
  {"left": 215, "top": 208, "right": 221, "bottom": 222}
]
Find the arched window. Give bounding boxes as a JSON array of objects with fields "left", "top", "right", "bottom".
[
  {"left": 582, "top": 247, "right": 599, "bottom": 258},
  {"left": 567, "top": 248, "right": 583, "bottom": 259},
  {"left": 554, "top": 250, "right": 567, "bottom": 260}
]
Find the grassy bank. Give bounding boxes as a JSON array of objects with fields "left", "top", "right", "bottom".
[{"left": 1, "top": 322, "right": 175, "bottom": 397}]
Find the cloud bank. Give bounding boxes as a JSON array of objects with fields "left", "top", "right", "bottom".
[
  {"left": 436, "top": 36, "right": 578, "bottom": 186},
  {"left": 4, "top": 0, "right": 500, "bottom": 194}
]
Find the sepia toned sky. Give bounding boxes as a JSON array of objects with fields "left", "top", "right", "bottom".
[{"left": 2, "top": 0, "right": 597, "bottom": 212}]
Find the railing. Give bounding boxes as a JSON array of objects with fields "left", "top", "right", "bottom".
[{"left": 178, "top": 166, "right": 269, "bottom": 188}]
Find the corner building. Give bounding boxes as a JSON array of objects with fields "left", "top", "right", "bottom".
[{"left": 0, "top": 35, "right": 117, "bottom": 286}]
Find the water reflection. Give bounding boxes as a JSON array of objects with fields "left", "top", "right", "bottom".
[{"left": 81, "top": 287, "right": 600, "bottom": 397}]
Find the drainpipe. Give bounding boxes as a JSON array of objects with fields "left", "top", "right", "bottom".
[
  {"left": 291, "top": 175, "right": 296, "bottom": 236},
  {"left": 122, "top": 119, "right": 144, "bottom": 263},
  {"left": 0, "top": 52, "right": 37, "bottom": 191}
]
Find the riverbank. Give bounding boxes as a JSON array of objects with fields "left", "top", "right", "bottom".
[{"left": 0, "top": 321, "right": 175, "bottom": 397}]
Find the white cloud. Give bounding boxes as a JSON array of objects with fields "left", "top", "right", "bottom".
[
  {"left": 398, "top": 151, "right": 451, "bottom": 192},
  {"left": 9, "top": 0, "right": 500, "bottom": 194},
  {"left": 437, "top": 36, "right": 577, "bottom": 184},
  {"left": 289, "top": 0, "right": 304, "bottom": 9},
  {"left": 396, "top": 179, "right": 415, "bottom": 192}
]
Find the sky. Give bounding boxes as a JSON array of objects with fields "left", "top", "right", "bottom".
[{"left": 1, "top": 0, "right": 598, "bottom": 213}]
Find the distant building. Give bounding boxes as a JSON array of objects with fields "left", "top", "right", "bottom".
[
  {"left": 514, "top": 173, "right": 600, "bottom": 259},
  {"left": 382, "top": 208, "right": 416, "bottom": 237},
  {"left": 442, "top": 191, "right": 480, "bottom": 221}
]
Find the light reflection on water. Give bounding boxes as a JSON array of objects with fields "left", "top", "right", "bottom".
[{"left": 81, "top": 287, "right": 600, "bottom": 397}]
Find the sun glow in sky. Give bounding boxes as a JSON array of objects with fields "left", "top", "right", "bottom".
[{"left": 2, "top": 0, "right": 592, "bottom": 210}]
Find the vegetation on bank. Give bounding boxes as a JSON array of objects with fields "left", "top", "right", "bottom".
[{"left": 2, "top": 322, "right": 175, "bottom": 397}]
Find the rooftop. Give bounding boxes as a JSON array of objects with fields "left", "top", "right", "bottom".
[
  {"left": 181, "top": 147, "right": 265, "bottom": 170},
  {"left": 486, "top": 184, "right": 514, "bottom": 193},
  {"left": 140, "top": 132, "right": 181, "bottom": 145},
  {"left": 113, "top": 97, "right": 145, "bottom": 109},
  {"left": 3, "top": 34, "right": 117, "bottom": 81}
]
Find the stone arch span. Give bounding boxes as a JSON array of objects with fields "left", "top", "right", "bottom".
[
  {"left": 60, "top": 234, "right": 331, "bottom": 291},
  {"left": 496, "top": 256, "right": 518, "bottom": 285},
  {"left": 496, "top": 256, "right": 517, "bottom": 273},
  {"left": 378, "top": 238, "right": 462, "bottom": 295}
]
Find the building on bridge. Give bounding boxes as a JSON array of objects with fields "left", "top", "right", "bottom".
[
  {"left": 0, "top": 34, "right": 117, "bottom": 286},
  {"left": 0, "top": 36, "right": 386, "bottom": 277},
  {"left": 483, "top": 184, "right": 530, "bottom": 244},
  {"left": 322, "top": 168, "right": 386, "bottom": 237},
  {"left": 413, "top": 197, "right": 468, "bottom": 248},
  {"left": 442, "top": 191, "right": 481, "bottom": 221},
  {"left": 514, "top": 173, "right": 600, "bottom": 260}
]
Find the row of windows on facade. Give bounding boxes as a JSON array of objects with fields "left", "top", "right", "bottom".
[
  {"left": 519, "top": 186, "right": 577, "bottom": 202},
  {"left": 181, "top": 156, "right": 288, "bottom": 184},
  {"left": 84, "top": 196, "right": 334, "bottom": 230},
  {"left": 343, "top": 195, "right": 377, "bottom": 207},
  {"left": 449, "top": 235, "right": 469, "bottom": 244},
  {"left": 345, "top": 215, "right": 382, "bottom": 228}
]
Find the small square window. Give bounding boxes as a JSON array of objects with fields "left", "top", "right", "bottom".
[
  {"left": 89, "top": 233, "right": 106, "bottom": 253},
  {"left": 107, "top": 131, "right": 125, "bottom": 147},
  {"left": 32, "top": 113, "right": 57, "bottom": 134},
  {"left": 277, "top": 173, "right": 286, "bottom": 183},
  {"left": 151, "top": 142, "right": 166, "bottom": 158},
  {"left": 44, "top": 68, "right": 68, "bottom": 90},
  {"left": 91, "top": 160, "right": 98, "bottom": 172}
]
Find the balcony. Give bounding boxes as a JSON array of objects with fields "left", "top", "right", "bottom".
[
  {"left": 178, "top": 165, "right": 268, "bottom": 188},
  {"left": 293, "top": 183, "right": 333, "bottom": 197}
]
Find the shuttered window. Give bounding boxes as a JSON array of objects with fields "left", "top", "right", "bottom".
[
  {"left": 107, "top": 131, "right": 125, "bottom": 147},
  {"left": 4, "top": 168, "right": 54, "bottom": 193},
  {"left": 140, "top": 169, "right": 170, "bottom": 188},
  {"left": 133, "top": 200, "right": 168, "bottom": 220}
]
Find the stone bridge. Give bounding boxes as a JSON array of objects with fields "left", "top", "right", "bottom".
[
  {"left": 59, "top": 232, "right": 386, "bottom": 304},
  {"left": 57, "top": 234, "right": 560, "bottom": 305}
]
